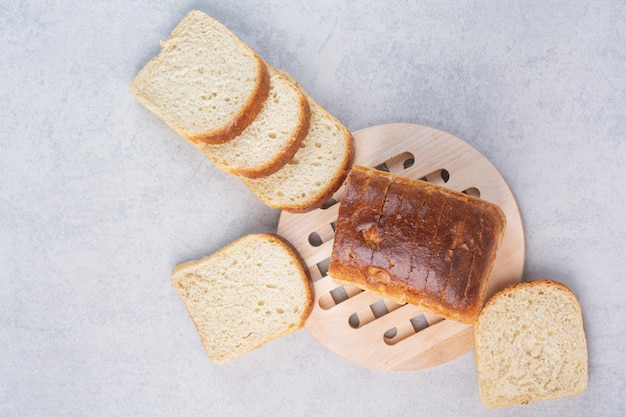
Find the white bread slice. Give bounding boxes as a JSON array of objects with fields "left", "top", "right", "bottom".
[
  {"left": 171, "top": 234, "right": 313, "bottom": 365},
  {"left": 474, "top": 279, "right": 588, "bottom": 408},
  {"left": 241, "top": 74, "right": 353, "bottom": 212},
  {"left": 195, "top": 70, "right": 311, "bottom": 178},
  {"left": 130, "top": 10, "right": 270, "bottom": 144}
]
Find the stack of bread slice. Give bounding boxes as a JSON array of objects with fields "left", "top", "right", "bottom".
[{"left": 130, "top": 10, "right": 353, "bottom": 213}]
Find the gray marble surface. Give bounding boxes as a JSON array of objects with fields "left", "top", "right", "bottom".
[{"left": 1, "top": 1, "right": 625, "bottom": 416}]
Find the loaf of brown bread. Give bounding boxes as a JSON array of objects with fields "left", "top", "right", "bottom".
[{"left": 328, "top": 166, "right": 506, "bottom": 323}]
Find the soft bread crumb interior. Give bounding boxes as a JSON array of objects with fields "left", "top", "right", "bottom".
[
  {"left": 171, "top": 234, "right": 311, "bottom": 364},
  {"left": 475, "top": 280, "right": 588, "bottom": 408}
]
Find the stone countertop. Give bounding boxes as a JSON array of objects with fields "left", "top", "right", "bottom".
[{"left": 1, "top": 1, "right": 624, "bottom": 416}]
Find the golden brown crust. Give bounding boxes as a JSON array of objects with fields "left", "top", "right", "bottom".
[
  {"left": 328, "top": 166, "right": 506, "bottom": 323},
  {"left": 477, "top": 279, "right": 582, "bottom": 321},
  {"left": 281, "top": 127, "right": 354, "bottom": 214},
  {"left": 190, "top": 56, "right": 271, "bottom": 145},
  {"left": 264, "top": 68, "right": 354, "bottom": 213},
  {"left": 234, "top": 85, "right": 312, "bottom": 178},
  {"left": 266, "top": 233, "right": 315, "bottom": 325}
]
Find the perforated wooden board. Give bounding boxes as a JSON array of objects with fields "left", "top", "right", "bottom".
[{"left": 277, "top": 123, "right": 525, "bottom": 371}]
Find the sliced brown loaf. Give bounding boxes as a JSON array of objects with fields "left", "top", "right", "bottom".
[
  {"left": 328, "top": 165, "right": 506, "bottom": 323},
  {"left": 195, "top": 70, "right": 311, "bottom": 178},
  {"left": 474, "top": 279, "right": 588, "bottom": 408},
  {"left": 240, "top": 75, "right": 353, "bottom": 212},
  {"left": 171, "top": 234, "right": 313, "bottom": 365},
  {"left": 130, "top": 10, "right": 270, "bottom": 144}
]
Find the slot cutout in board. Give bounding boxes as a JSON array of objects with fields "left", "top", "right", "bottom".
[
  {"left": 318, "top": 285, "right": 365, "bottom": 310},
  {"left": 463, "top": 187, "right": 481, "bottom": 198},
  {"left": 308, "top": 231, "right": 323, "bottom": 247},
  {"left": 384, "top": 314, "right": 445, "bottom": 346},
  {"left": 321, "top": 198, "right": 338, "bottom": 210},
  {"left": 420, "top": 168, "right": 450, "bottom": 185},
  {"left": 348, "top": 298, "right": 405, "bottom": 329}
]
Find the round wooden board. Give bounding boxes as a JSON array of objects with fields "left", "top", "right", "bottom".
[{"left": 277, "top": 123, "right": 525, "bottom": 371}]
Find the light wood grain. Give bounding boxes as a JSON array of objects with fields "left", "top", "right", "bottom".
[{"left": 277, "top": 123, "right": 525, "bottom": 371}]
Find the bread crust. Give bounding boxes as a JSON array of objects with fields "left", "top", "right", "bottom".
[
  {"left": 265, "top": 69, "right": 354, "bottom": 213},
  {"left": 477, "top": 279, "right": 582, "bottom": 318},
  {"left": 240, "top": 97, "right": 354, "bottom": 213},
  {"left": 230, "top": 75, "right": 312, "bottom": 178},
  {"left": 189, "top": 56, "right": 271, "bottom": 145},
  {"left": 328, "top": 166, "right": 506, "bottom": 323},
  {"left": 281, "top": 125, "right": 353, "bottom": 213},
  {"left": 267, "top": 233, "right": 315, "bottom": 324}
]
